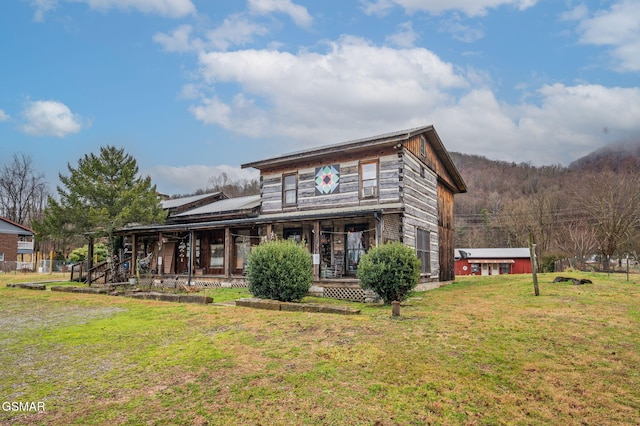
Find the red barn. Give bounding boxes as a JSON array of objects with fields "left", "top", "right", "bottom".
[{"left": 455, "top": 248, "right": 532, "bottom": 276}]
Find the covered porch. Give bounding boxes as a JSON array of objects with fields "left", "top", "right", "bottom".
[{"left": 108, "top": 206, "right": 404, "bottom": 301}]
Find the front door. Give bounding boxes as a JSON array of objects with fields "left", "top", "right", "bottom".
[{"left": 345, "top": 224, "right": 368, "bottom": 275}]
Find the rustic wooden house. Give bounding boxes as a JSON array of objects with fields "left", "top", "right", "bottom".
[{"left": 111, "top": 125, "right": 466, "bottom": 301}]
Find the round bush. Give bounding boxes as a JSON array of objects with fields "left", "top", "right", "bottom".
[
  {"left": 357, "top": 242, "right": 421, "bottom": 304},
  {"left": 246, "top": 239, "right": 313, "bottom": 302}
]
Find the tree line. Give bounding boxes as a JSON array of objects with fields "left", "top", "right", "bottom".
[
  {"left": 0, "top": 148, "right": 257, "bottom": 259},
  {"left": 451, "top": 152, "right": 640, "bottom": 271}
]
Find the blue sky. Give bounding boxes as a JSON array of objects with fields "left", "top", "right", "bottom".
[{"left": 1, "top": 0, "right": 639, "bottom": 195}]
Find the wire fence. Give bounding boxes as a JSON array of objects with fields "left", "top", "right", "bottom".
[{"left": 0, "top": 260, "right": 71, "bottom": 274}]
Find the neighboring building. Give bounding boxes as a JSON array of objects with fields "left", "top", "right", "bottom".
[
  {"left": 0, "top": 216, "right": 35, "bottom": 271},
  {"left": 455, "top": 248, "right": 532, "bottom": 276},
  {"left": 113, "top": 125, "right": 467, "bottom": 300}
]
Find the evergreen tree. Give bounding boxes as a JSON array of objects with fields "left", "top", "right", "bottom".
[{"left": 34, "top": 146, "right": 165, "bottom": 254}]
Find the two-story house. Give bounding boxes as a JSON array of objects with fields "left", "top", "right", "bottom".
[
  {"left": 114, "top": 125, "right": 466, "bottom": 301},
  {"left": 0, "top": 216, "right": 35, "bottom": 272}
]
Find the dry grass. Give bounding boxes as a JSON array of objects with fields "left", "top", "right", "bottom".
[{"left": 1, "top": 271, "right": 639, "bottom": 425}]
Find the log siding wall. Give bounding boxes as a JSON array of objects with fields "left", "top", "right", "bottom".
[
  {"left": 260, "top": 154, "right": 401, "bottom": 214},
  {"left": 400, "top": 150, "right": 440, "bottom": 278}
]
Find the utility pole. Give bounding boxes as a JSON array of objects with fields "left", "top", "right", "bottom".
[{"left": 529, "top": 233, "right": 540, "bottom": 296}]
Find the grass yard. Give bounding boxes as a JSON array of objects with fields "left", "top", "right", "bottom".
[{"left": 1, "top": 271, "right": 639, "bottom": 425}]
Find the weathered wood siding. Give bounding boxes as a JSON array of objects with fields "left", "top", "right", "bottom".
[
  {"left": 400, "top": 150, "right": 439, "bottom": 278},
  {"left": 438, "top": 185, "right": 456, "bottom": 281},
  {"left": 404, "top": 134, "right": 457, "bottom": 191},
  {"left": 260, "top": 152, "right": 401, "bottom": 214}
]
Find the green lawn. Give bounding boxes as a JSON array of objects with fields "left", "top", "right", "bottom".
[{"left": 1, "top": 272, "right": 639, "bottom": 425}]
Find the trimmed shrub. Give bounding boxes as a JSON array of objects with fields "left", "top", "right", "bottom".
[
  {"left": 357, "top": 242, "right": 421, "bottom": 304},
  {"left": 246, "top": 239, "right": 313, "bottom": 302}
]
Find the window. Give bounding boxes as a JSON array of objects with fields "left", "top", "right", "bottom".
[
  {"left": 283, "top": 228, "right": 302, "bottom": 243},
  {"left": 360, "top": 161, "right": 378, "bottom": 198},
  {"left": 420, "top": 135, "right": 427, "bottom": 159},
  {"left": 208, "top": 230, "right": 225, "bottom": 273},
  {"left": 0, "top": 252, "right": 4, "bottom": 261},
  {"left": 283, "top": 174, "right": 297, "bottom": 205},
  {"left": 233, "top": 230, "right": 252, "bottom": 274},
  {"left": 416, "top": 229, "right": 431, "bottom": 274}
]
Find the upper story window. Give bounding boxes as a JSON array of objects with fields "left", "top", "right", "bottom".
[
  {"left": 283, "top": 173, "right": 297, "bottom": 205},
  {"left": 360, "top": 161, "right": 378, "bottom": 198},
  {"left": 420, "top": 135, "right": 427, "bottom": 159}
]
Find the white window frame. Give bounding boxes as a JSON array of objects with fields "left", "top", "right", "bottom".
[
  {"left": 360, "top": 161, "right": 378, "bottom": 199},
  {"left": 416, "top": 228, "right": 431, "bottom": 274},
  {"left": 283, "top": 173, "right": 297, "bottom": 206}
]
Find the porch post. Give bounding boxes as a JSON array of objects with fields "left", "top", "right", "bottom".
[
  {"left": 87, "top": 236, "right": 94, "bottom": 285},
  {"left": 224, "top": 227, "right": 231, "bottom": 278},
  {"left": 188, "top": 230, "right": 195, "bottom": 285},
  {"left": 157, "top": 232, "right": 163, "bottom": 277},
  {"left": 131, "top": 234, "right": 138, "bottom": 278},
  {"left": 313, "top": 221, "right": 320, "bottom": 281}
]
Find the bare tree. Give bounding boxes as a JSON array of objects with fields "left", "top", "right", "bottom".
[
  {"left": 208, "top": 172, "right": 259, "bottom": 197},
  {"left": 0, "top": 153, "right": 49, "bottom": 226},
  {"left": 554, "top": 219, "right": 599, "bottom": 270},
  {"left": 577, "top": 172, "right": 640, "bottom": 271}
]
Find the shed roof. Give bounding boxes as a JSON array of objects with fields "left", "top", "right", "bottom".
[{"left": 455, "top": 248, "right": 531, "bottom": 259}]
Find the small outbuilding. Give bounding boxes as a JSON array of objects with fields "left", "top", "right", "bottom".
[{"left": 455, "top": 248, "right": 532, "bottom": 276}]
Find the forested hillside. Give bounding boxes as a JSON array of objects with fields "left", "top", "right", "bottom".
[{"left": 450, "top": 143, "right": 640, "bottom": 270}]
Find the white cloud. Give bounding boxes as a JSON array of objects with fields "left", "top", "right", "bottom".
[
  {"left": 248, "top": 0, "right": 313, "bottom": 27},
  {"left": 183, "top": 33, "right": 640, "bottom": 166},
  {"left": 154, "top": 16, "right": 269, "bottom": 53},
  {"left": 439, "top": 15, "right": 484, "bottom": 42},
  {"left": 146, "top": 164, "right": 259, "bottom": 195},
  {"left": 31, "top": 0, "right": 57, "bottom": 22},
  {"left": 361, "top": 0, "right": 538, "bottom": 17},
  {"left": 190, "top": 36, "right": 467, "bottom": 146},
  {"left": 154, "top": 25, "right": 200, "bottom": 52},
  {"left": 0, "top": 109, "right": 9, "bottom": 122},
  {"left": 431, "top": 83, "right": 640, "bottom": 165},
  {"left": 386, "top": 21, "right": 419, "bottom": 48},
  {"left": 33, "top": 0, "right": 195, "bottom": 21},
  {"left": 20, "top": 100, "right": 88, "bottom": 137},
  {"left": 574, "top": 0, "right": 640, "bottom": 72},
  {"left": 206, "top": 14, "right": 269, "bottom": 51}
]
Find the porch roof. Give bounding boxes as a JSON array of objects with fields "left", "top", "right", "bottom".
[
  {"left": 117, "top": 203, "right": 404, "bottom": 234},
  {"left": 161, "top": 192, "right": 223, "bottom": 210},
  {"left": 173, "top": 195, "right": 261, "bottom": 218}
]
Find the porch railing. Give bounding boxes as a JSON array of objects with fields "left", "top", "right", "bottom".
[{"left": 18, "top": 241, "right": 34, "bottom": 251}]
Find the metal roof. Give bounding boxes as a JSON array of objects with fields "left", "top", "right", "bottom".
[
  {"left": 161, "top": 192, "right": 223, "bottom": 210},
  {"left": 118, "top": 202, "right": 402, "bottom": 234},
  {"left": 174, "top": 195, "right": 261, "bottom": 217},
  {"left": 456, "top": 248, "right": 531, "bottom": 259}
]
